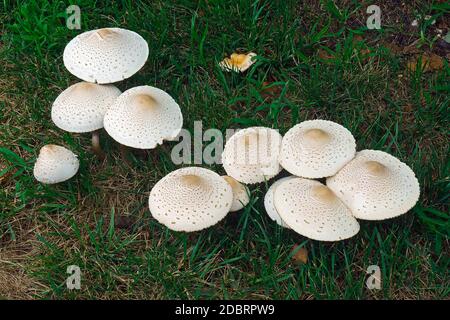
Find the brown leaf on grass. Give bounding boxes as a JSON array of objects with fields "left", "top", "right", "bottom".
[
  {"left": 403, "top": 104, "right": 414, "bottom": 112},
  {"left": 352, "top": 34, "right": 371, "bottom": 58},
  {"left": 383, "top": 42, "right": 403, "bottom": 54},
  {"left": 0, "top": 161, "right": 12, "bottom": 185},
  {"left": 407, "top": 53, "right": 445, "bottom": 72},
  {"left": 318, "top": 48, "right": 335, "bottom": 62},
  {"left": 359, "top": 48, "right": 371, "bottom": 61},
  {"left": 352, "top": 34, "right": 364, "bottom": 43},
  {"left": 260, "top": 81, "right": 282, "bottom": 99},
  {"left": 291, "top": 245, "right": 308, "bottom": 264},
  {"left": 402, "top": 45, "right": 421, "bottom": 55}
]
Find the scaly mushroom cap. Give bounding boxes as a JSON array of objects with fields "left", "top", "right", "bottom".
[
  {"left": 222, "top": 175, "right": 250, "bottom": 212},
  {"left": 33, "top": 145, "right": 79, "bottom": 184},
  {"left": 264, "top": 176, "right": 295, "bottom": 228},
  {"left": 219, "top": 52, "right": 257, "bottom": 72},
  {"left": 104, "top": 85, "right": 183, "bottom": 149},
  {"left": 63, "top": 28, "right": 149, "bottom": 84},
  {"left": 149, "top": 167, "right": 233, "bottom": 232},
  {"left": 274, "top": 178, "right": 360, "bottom": 241},
  {"left": 51, "top": 82, "right": 121, "bottom": 133},
  {"left": 222, "top": 127, "right": 282, "bottom": 184},
  {"left": 326, "top": 149, "right": 420, "bottom": 220},
  {"left": 280, "top": 120, "right": 356, "bottom": 178}
]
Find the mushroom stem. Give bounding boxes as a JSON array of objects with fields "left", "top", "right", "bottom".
[{"left": 91, "top": 130, "right": 106, "bottom": 161}]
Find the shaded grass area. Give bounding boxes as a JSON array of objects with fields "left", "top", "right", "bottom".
[{"left": 0, "top": 0, "right": 449, "bottom": 299}]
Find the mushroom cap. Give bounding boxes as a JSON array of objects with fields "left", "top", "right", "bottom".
[
  {"left": 51, "top": 82, "right": 121, "bottom": 133},
  {"left": 63, "top": 28, "right": 149, "bottom": 84},
  {"left": 263, "top": 176, "right": 295, "bottom": 228},
  {"left": 33, "top": 145, "right": 79, "bottom": 184},
  {"left": 149, "top": 167, "right": 233, "bottom": 232},
  {"left": 219, "top": 52, "right": 257, "bottom": 72},
  {"left": 326, "top": 149, "right": 420, "bottom": 220},
  {"left": 104, "top": 85, "right": 183, "bottom": 149},
  {"left": 222, "top": 175, "right": 250, "bottom": 212},
  {"left": 280, "top": 120, "right": 356, "bottom": 178},
  {"left": 222, "top": 127, "right": 282, "bottom": 184},
  {"left": 274, "top": 178, "right": 360, "bottom": 241}
]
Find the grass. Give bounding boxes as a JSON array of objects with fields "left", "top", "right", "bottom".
[{"left": 0, "top": 0, "right": 449, "bottom": 299}]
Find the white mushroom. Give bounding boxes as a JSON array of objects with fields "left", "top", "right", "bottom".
[
  {"left": 33, "top": 145, "right": 79, "bottom": 184},
  {"left": 149, "top": 167, "right": 233, "bottom": 232},
  {"left": 326, "top": 149, "right": 420, "bottom": 220},
  {"left": 263, "top": 176, "right": 295, "bottom": 228},
  {"left": 273, "top": 178, "right": 360, "bottom": 241},
  {"left": 222, "top": 127, "right": 282, "bottom": 184},
  {"left": 279, "top": 120, "right": 356, "bottom": 178},
  {"left": 63, "top": 28, "right": 149, "bottom": 84},
  {"left": 104, "top": 85, "right": 183, "bottom": 149},
  {"left": 51, "top": 82, "right": 121, "bottom": 158},
  {"left": 222, "top": 175, "right": 250, "bottom": 212}
]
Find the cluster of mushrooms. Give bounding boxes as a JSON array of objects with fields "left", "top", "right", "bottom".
[
  {"left": 151, "top": 122, "right": 420, "bottom": 241},
  {"left": 33, "top": 28, "right": 420, "bottom": 242},
  {"left": 34, "top": 27, "right": 182, "bottom": 183}
]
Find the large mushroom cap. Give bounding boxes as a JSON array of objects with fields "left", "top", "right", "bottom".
[
  {"left": 274, "top": 178, "right": 360, "bottom": 241},
  {"left": 280, "top": 120, "right": 356, "bottom": 178},
  {"left": 327, "top": 149, "right": 420, "bottom": 220},
  {"left": 33, "top": 145, "right": 79, "bottom": 184},
  {"left": 222, "top": 175, "right": 250, "bottom": 212},
  {"left": 222, "top": 127, "right": 282, "bottom": 184},
  {"left": 51, "top": 82, "right": 121, "bottom": 133},
  {"left": 149, "top": 167, "right": 233, "bottom": 232},
  {"left": 264, "top": 176, "right": 295, "bottom": 228},
  {"left": 63, "top": 28, "right": 149, "bottom": 84},
  {"left": 104, "top": 85, "right": 183, "bottom": 149}
]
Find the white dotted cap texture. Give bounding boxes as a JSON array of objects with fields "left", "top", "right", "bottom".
[
  {"left": 326, "top": 149, "right": 420, "bottom": 220},
  {"left": 274, "top": 178, "right": 360, "bottom": 241},
  {"left": 51, "top": 82, "right": 121, "bottom": 133},
  {"left": 149, "top": 167, "right": 233, "bottom": 232},
  {"left": 264, "top": 176, "right": 295, "bottom": 229},
  {"left": 104, "top": 85, "right": 183, "bottom": 149},
  {"left": 280, "top": 120, "right": 356, "bottom": 178},
  {"left": 222, "top": 127, "right": 282, "bottom": 184},
  {"left": 63, "top": 28, "right": 149, "bottom": 84},
  {"left": 33, "top": 145, "right": 79, "bottom": 184},
  {"left": 222, "top": 175, "right": 250, "bottom": 212}
]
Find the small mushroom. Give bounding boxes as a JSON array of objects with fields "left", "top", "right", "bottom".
[
  {"left": 63, "top": 27, "right": 149, "bottom": 84},
  {"left": 273, "top": 177, "right": 360, "bottom": 241},
  {"left": 149, "top": 167, "right": 233, "bottom": 232},
  {"left": 104, "top": 85, "right": 183, "bottom": 150},
  {"left": 326, "top": 149, "right": 420, "bottom": 220},
  {"left": 263, "top": 176, "right": 295, "bottom": 228},
  {"left": 51, "top": 82, "right": 121, "bottom": 160},
  {"left": 222, "top": 127, "right": 282, "bottom": 184},
  {"left": 219, "top": 52, "right": 257, "bottom": 72},
  {"left": 33, "top": 145, "right": 79, "bottom": 184},
  {"left": 222, "top": 175, "right": 250, "bottom": 212},
  {"left": 280, "top": 119, "right": 356, "bottom": 178}
]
